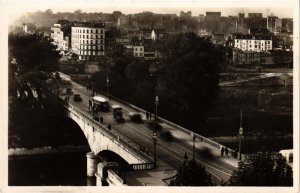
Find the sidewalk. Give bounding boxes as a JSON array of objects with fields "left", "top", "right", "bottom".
[{"left": 162, "top": 123, "right": 240, "bottom": 168}]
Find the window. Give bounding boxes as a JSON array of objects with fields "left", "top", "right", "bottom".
[
  {"left": 101, "top": 35, "right": 103, "bottom": 39},
  {"left": 91, "top": 29, "right": 93, "bottom": 33},
  {"left": 83, "top": 30, "right": 85, "bottom": 33},
  {"left": 93, "top": 46, "right": 96, "bottom": 49},
  {"left": 96, "top": 29, "right": 98, "bottom": 33},
  {"left": 83, "top": 35, "right": 85, "bottom": 38},
  {"left": 87, "top": 30, "right": 89, "bottom": 33},
  {"left": 135, "top": 48, "right": 138, "bottom": 51},
  {"left": 87, "top": 35, "right": 89, "bottom": 39},
  {"left": 96, "top": 35, "right": 98, "bottom": 38},
  {"left": 83, "top": 40, "right": 85, "bottom": 44},
  {"left": 139, "top": 53, "right": 143, "bottom": 57},
  {"left": 140, "top": 48, "right": 143, "bottom": 51}
]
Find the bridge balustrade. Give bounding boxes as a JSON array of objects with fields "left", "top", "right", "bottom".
[
  {"left": 66, "top": 75, "right": 241, "bottom": 159},
  {"left": 59, "top": 98, "right": 154, "bottom": 164},
  {"left": 130, "top": 162, "right": 155, "bottom": 171}
]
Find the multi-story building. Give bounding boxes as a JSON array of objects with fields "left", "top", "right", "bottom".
[
  {"left": 267, "top": 16, "right": 281, "bottom": 32},
  {"left": 133, "top": 45, "right": 144, "bottom": 57},
  {"left": 51, "top": 20, "right": 72, "bottom": 52},
  {"left": 71, "top": 21, "right": 105, "bottom": 60},
  {"left": 204, "top": 12, "right": 222, "bottom": 32},
  {"left": 234, "top": 34, "right": 273, "bottom": 52}
]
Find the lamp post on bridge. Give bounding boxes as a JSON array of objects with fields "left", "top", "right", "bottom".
[
  {"left": 106, "top": 76, "right": 110, "bottom": 99},
  {"left": 192, "top": 133, "right": 196, "bottom": 161},
  {"left": 238, "top": 108, "right": 243, "bottom": 160},
  {"left": 153, "top": 96, "right": 159, "bottom": 167}
]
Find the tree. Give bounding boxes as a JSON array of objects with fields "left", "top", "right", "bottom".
[
  {"left": 170, "top": 159, "right": 213, "bottom": 186},
  {"left": 227, "top": 153, "right": 293, "bottom": 186},
  {"left": 156, "top": 32, "right": 221, "bottom": 129}
]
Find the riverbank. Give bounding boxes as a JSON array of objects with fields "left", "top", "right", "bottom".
[{"left": 8, "top": 145, "right": 90, "bottom": 156}]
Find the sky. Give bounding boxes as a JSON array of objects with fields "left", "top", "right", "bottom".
[{"left": 1, "top": 0, "right": 295, "bottom": 20}]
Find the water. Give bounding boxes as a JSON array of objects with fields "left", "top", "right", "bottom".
[{"left": 9, "top": 152, "right": 88, "bottom": 186}]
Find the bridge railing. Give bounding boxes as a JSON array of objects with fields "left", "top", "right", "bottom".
[
  {"left": 130, "top": 162, "right": 155, "bottom": 171},
  {"left": 67, "top": 75, "right": 241, "bottom": 159},
  {"left": 59, "top": 98, "right": 154, "bottom": 164}
]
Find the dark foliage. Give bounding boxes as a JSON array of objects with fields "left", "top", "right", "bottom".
[
  {"left": 227, "top": 152, "right": 293, "bottom": 186},
  {"left": 170, "top": 159, "right": 213, "bottom": 186}
]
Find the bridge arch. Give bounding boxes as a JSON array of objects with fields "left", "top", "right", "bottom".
[{"left": 65, "top": 105, "right": 152, "bottom": 165}]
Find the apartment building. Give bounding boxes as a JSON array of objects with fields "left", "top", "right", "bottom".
[
  {"left": 234, "top": 34, "right": 272, "bottom": 52},
  {"left": 71, "top": 21, "right": 105, "bottom": 60}
]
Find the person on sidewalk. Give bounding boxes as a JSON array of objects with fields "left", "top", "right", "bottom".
[
  {"left": 225, "top": 147, "right": 229, "bottom": 157},
  {"left": 146, "top": 111, "right": 149, "bottom": 120},
  {"left": 221, "top": 146, "right": 225, "bottom": 157}
]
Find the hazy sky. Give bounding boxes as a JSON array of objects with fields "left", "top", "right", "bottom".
[{"left": 1, "top": 0, "right": 295, "bottom": 20}]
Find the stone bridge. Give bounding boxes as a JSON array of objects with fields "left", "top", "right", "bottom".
[{"left": 63, "top": 101, "right": 154, "bottom": 184}]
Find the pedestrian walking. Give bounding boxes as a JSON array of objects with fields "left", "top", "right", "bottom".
[
  {"left": 225, "top": 147, "right": 229, "bottom": 157},
  {"left": 108, "top": 124, "right": 111, "bottom": 130},
  {"left": 221, "top": 146, "right": 225, "bottom": 157},
  {"left": 88, "top": 100, "right": 92, "bottom": 111},
  {"left": 146, "top": 111, "right": 149, "bottom": 120}
]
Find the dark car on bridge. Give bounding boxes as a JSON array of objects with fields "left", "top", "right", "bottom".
[
  {"left": 147, "top": 121, "right": 163, "bottom": 131},
  {"left": 73, "top": 94, "right": 82, "bottom": 102},
  {"left": 129, "top": 112, "right": 143, "bottom": 123},
  {"left": 159, "top": 130, "right": 174, "bottom": 141}
]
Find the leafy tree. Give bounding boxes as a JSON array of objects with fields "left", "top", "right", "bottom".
[
  {"left": 156, "top": 32, "right": 221, "bottom": 130},
  {"left": 227, "top": 152, "right": 293, "bottom": 186},
  {"left": 170, "top": 159, "right": 213, "bottom": 186},
  {"left": 9, "top": 33, "right": 60, "bottom": 77},
  {"left": 9, "top": 33, "right": 61, "bottom": 98}
]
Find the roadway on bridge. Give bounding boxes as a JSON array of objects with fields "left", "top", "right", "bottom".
[{"left": 63, "top": 80, "right": 238, "bottom": 185}]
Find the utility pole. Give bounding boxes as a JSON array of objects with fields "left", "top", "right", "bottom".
[{"left": 238, "top": 108, "right": 243, "bottom": 160}]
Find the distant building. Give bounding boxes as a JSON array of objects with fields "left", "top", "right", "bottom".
[
  {"left": 133, "top": 45, "right": 144, "bottom": 57},
  {"left": 117, "top": 15, "right": 129, "bottom": 27},
  {"left": 180, "top": 11, "right": 192, "bottom": 20},
  {"left": 140, "top": 27, "right": 152, "bottom": 40},
  {"left": 234, "top": 34, "right": 272, "bottom": 52},
  {"left": 71, "top": 21, "right": 105, "bottom": 60},
  {"left": 51, "top": 20, "right": 72, "bottom": 52},
  {"left": 281, "top": 18, "right": 293, "bottom": 32},
  {"left": 233, "top": 48, "right": 262, "bottom": 65},
  {"left": 267, "top": 16, "right": 281, "bottom": 32},
  {"left": 211, "top": 32, "right": 225, "bottom": 45},
  {"left": 248, "top": 13, "right": 263, "bottom": 18},
  {"left": 204, "top": 12, "right": 222, "bottom": 32},
  {"left": 151, "top": 29, "right": 167, "bottom": 40}
]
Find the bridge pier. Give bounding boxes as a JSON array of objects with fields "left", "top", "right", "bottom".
[
  {"left": 86, "top": 152, "right": 99, "bottom": 177},
  {"left": 95, "top": 162, "right": 121, "bottom": 186}
]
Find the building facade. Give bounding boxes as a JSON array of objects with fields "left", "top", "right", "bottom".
[
  {"left": 71, "top": 22, "right": 105, "bottom": 60},
  {"left": 133, "top": 45, "right": 144, "bottom": 57},
  {"left": 234, "top": 34, "right": 272, "bottom": 52}
]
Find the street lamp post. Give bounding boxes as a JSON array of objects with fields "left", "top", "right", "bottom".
[
  {"left": 91, "top": 82, "right": 94, "bottom": 96},
  {"left": 238, "top": 108, "right": 243, "bottom": 160},
  {"left": 152, "top": 131, "right": 157, "bottom": 167},
  {"left": 153, "top": 96, "right": 159, "bottom": 167},
  {"left": 106, "top": 76, "right": 110, "bottom": 99},
  {"left": 192, "top": 134, "right": 196, "bottom": 161},
  {"left": 154, "top": 96, "right": 159, "bottom": 133}
]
